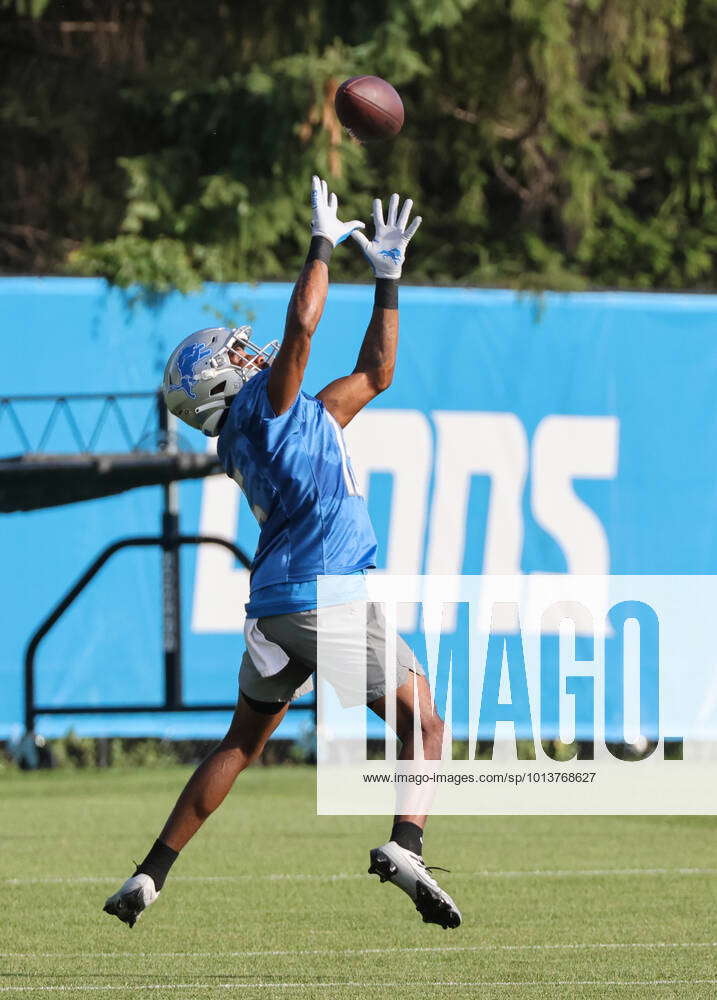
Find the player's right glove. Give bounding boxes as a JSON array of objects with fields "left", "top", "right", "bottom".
[
  {"left": 351, "top": 194, "right": 422, "bottom": 279},
  {"left": 310, "top": 175, "right": 365, "bottom": 247}
]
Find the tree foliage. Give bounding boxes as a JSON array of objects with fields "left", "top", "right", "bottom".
[{"left": 3, "top": 0, "right": 717, "bottom": 291}]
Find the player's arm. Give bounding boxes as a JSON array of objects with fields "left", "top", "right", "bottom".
[
  {"left": 267, "top": 176, "right": 364, "bottom": 416},
  {"left": 317, "top": 194, "right": 421, "bottom": 428},
  {"left": 316, "top": 284, "right": 398, "bottom": 428}
]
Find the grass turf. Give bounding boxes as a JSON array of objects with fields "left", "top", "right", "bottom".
[{"left": 1, "top": 765, "right": 716, "bottom": 999}]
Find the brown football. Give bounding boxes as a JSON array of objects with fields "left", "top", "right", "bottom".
[{"left": 334, "top": 76, "right": 404, "bottom": 142}]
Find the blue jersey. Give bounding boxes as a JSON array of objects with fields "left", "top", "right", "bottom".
[{"left": 217, "top": 370, "right": 377, "bottom": 614}]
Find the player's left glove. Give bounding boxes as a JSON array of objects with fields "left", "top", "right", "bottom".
[
  {"left": 351, "top": 194, "right": 422, "bottom": 279},
  {"left": 310, "top": 175, "right": 365, "bottom": 247}
]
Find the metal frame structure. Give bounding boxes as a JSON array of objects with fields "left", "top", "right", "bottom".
[
  {"left": 24, "top": 533, "right": 254, "bottom": 733},
  {"left": 9, "top": 391, "right": 317, "bottom": 736},
  {"left": 0, "top": 390, "right": 224, "bottom": 512},
  {"left": 0, "top": 391, "right": 160, "bottom": 453}
]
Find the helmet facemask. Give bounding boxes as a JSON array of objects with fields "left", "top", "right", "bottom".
[{"left": 205, "top": 326, "right": 280, "bottom": 385}]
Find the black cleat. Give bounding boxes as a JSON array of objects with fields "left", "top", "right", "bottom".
[
  {"left": 103, "top": 874, "right": 158, "bottom": 928},
  {"left": 415, "top": 880, "right": 462, "bottom": 929},
  {"left": 368, "top": 841, "right": 461, "bottom": 928},
  {"left": 368, "top": 848, "right": 398, "bottom": 883}
]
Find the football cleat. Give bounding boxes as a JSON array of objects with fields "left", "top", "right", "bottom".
[
  {"left": 103, "top": 873, "right": 158, "bottom": 928},
  {"left": 368, "top": 841, "right": 461, "bottom": 929}
]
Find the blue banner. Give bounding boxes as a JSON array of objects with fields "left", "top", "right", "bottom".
[{"left": 2, "top": 278, "right": 716, "bottom": 741}]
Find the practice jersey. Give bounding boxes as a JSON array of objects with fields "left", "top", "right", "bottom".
[{"left": 217, "top": 370, "right": 377, "bottom": 611}]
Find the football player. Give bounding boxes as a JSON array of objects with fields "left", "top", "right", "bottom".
[{"left": 104, "top": 177, "right": 461, "bottom": 931}]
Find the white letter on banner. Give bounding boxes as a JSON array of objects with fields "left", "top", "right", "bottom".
[
  {"left": 344, "top": 410, "right": 432, "bottom": 631},
  {"left": 531, "top": 416, "right": 619, "bottom": 635},
  {"left": 191, "top": 439, "right": 249, "bottom": 632},
  {"left": 531, "top": 415, "right": 618, "bottom": 572},
  {"left": 425, "top": 412, "right": 529, "bottom": 631}
]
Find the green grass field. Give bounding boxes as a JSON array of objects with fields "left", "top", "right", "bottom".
[{"left": 2, "top": 765, "right": 716, "bottom": 999}]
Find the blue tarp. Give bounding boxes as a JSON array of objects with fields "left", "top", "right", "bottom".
[{"left": 2, "top": 278, "right": 716, "bottom": 740}]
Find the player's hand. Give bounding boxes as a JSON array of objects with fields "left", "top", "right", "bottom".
[
  {"left": 351, "top": 194, "right": 422, "bottom": 279},
  {"left": 310, "top": 175, "right": 365, "bottom": 247}
]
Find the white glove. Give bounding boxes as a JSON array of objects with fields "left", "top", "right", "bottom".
[
  {"left": 310, "top": 175, "right": 365, "bottom": 247},
  {"left": 351, "top": 193, "right": 422, "bottom": 279}
]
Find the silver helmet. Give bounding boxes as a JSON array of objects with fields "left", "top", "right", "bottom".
[{"left": 162, "top": 326, "right": 279, "bottom": 436}]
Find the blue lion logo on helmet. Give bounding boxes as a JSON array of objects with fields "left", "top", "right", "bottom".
[
  {"left": 378, "top": 247, "right": 402, "bottom": 263},
  {"left": 169, "top": 342, "right": 212, "bottom": 399}
]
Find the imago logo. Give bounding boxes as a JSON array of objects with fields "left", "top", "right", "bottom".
[
  {"left": 315, "top": 575, "right": 717, "bottom": 817},
  {"left": 468, "top": 599, "right": 666, "bottom": 762}
]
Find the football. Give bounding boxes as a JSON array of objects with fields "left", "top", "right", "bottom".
[{"left": 334, "top": 75, "right": 404, "bottom": 142}]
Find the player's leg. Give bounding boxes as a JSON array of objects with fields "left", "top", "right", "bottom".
[
  {"left": 369, "top": 668, "right": 444, "bottom": 839},
  {"left": 366, "top": 623, "right": 461, "bottom": 929},
  {"left": 103, "top": 691, "right": 288, "bottom": 928},
  {"left": 158, "top": 692, "right": 289, "bottom": 851}
]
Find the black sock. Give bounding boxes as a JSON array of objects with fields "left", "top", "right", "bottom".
[
  {"left": 390, "top": 821, "right": 424, "bottom": 856},
  {"left": 134, "top": 839, "right": 178, "bottom": 892}
]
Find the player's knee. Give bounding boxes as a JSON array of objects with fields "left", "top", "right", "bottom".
[
  {"left": 396, "top": 711, "right": 443, "bottom": 751},
  {"left": 412, "top": 713, "right": 444, "bottom": 761},
  {"left": 422, "top": 712, "right": 444, "bottom": 748}
]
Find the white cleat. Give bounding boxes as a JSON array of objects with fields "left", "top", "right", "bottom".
[
  {"left": 368, "top": 841, "right": 462, "bottom": 929},
  {"left": 103, "top": 873, "right": 158, "bottom": 928}
]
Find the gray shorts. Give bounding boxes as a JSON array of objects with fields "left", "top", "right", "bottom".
[{"left": 239, "top": 601, "right": 423, "bottom": 707}]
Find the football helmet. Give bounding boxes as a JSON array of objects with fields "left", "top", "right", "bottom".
[{"left": 162, "top": 326, "right": 279, "bottom": 436}]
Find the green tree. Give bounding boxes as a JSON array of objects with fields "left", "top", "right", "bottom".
[{"left": 2, "top": 0, "right": 717, "bottom": 291}]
